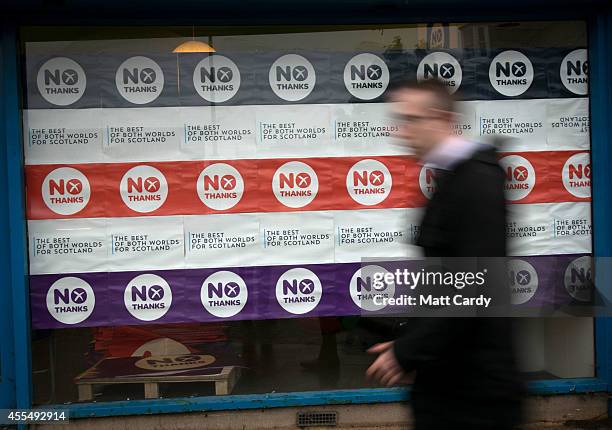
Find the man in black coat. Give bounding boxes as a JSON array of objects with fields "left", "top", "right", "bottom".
[{"left": 366, "top": 79, "right": 523, "bottom": 429}]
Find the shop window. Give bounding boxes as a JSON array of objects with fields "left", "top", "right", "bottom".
[{"left": 21, "top": 21, "right": 592, "bottom": 404}]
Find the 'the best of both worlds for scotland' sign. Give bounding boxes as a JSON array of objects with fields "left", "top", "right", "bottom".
[{"left": 23, "top": 42, "right": 592, "bottom": 328}]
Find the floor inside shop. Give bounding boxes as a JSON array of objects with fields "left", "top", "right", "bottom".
[
  {"left": 32, "top": 318, "right": 385, "bottom": 404},
  {"left": 31, "top": 318, "right": 561, "bottom": 405}
]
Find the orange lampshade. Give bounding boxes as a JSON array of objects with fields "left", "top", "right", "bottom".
[{"left": 173, "top": 40, "right": 216, "bottom": 53}]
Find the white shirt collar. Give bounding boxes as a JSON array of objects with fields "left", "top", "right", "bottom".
[{"left": 420, "top": 136, "right": 481, "bottom": 171}]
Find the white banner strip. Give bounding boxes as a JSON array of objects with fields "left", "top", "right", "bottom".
[
  {"left": 27, "top": 203, "right": 591, "bottom": 275},
  {"left": 507, "top": 202, "right": 592, "bottom": 256},
  {"left": 23, "top": 98, "right": 589, "bottom": 165}
]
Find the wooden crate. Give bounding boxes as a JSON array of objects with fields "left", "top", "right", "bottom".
[{"left": 75, "top": 360, "right": 241, "bottom": 400}]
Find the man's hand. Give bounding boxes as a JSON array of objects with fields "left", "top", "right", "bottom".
[{"left": 366, "top": 341, "right": 415, "bottom": 386}]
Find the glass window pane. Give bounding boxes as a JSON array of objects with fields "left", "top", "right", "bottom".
[{"left": 22, "top": 21, "right": 593, "bottom": 404}]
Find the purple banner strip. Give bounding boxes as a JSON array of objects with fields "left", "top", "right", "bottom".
[{"left": 29, "top": 255, "right": 591, "bottom": 329}]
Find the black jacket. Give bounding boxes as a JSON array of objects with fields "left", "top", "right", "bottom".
[{"left": 393, "top": 145, "right": 523, "bottom": 429}]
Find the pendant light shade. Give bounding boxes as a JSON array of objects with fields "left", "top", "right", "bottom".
[{"left": 172, "top": 40, "right": 216, "bottom": 53}]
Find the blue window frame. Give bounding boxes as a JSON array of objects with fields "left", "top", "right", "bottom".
[
  {"left": 1, "top": 3, "right": 611, "bottom": 421},
  {"left": 0, "top": 23, "right": 17, "bottom": 411},
  {"left": 1, "top": 21, "right": 30, "bottom": 412}
]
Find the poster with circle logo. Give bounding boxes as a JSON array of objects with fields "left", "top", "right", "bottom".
[
  {"left": 123, "top": 273, "right": 173, "bottom": 322},
  {"left": 344, "top": 53, "right": 390, "bottom": 100},
  {"left": 507, "top": 259, "right": 539, "bottom": 305},
  {"left": 23, "top": 39, "right": 593, "bottom": 328},
  {"left": 488, "top": 50, "right": 534, "bottom": 97},
  {"left": 46, "top": 276, "right": 96, "bottom": 324},
  {"left": 559, "top": 49, "right": 588, "bottom": 96},
  {"left": 115, "top": 56, "right": 165, "bottom": 105},
  {"left": 193, "top": 55, "right": 241, "bottom": 103},
  {"left": 349, "top": 265, "right": 397, "bottom": 312},
  {"left": 269, "top": 54, "right": 316, "bottom": 102},
  {"left": 200, "top": 270, "right": 249, "bottom": 318},
  {"left": 36, "top": 57, "right": 87, "bottom": 106},
  {"left": 417, "top": 52, "right": 462, "bottom": 94}
]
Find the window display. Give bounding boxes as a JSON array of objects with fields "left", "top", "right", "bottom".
[{"left": 23, "top": 21, "right": 593, "bottom": 404}]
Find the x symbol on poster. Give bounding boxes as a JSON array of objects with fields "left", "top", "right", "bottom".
[
  {"left": 440, "top": 64, "right": 454, "bottom": 78},
  {"left": 221, "top": 176, "right": 235, "bottom": 190},
  {"left": 145, "top": 178, "right": 160, "bottom": 192},
  {"left": 67, "top": 179, "right": 82, "bottom": 194},
  {"left": 517, "top": 271, "right": 531, "bottom": 285},
  {"left": 296, "top": 173, "right": 311, "bottom": 187},
  {"left": 512, "top": 63, "right": 525, "bottom": 76},
  {"left": 299, "top": 279, "right": 314, "bottom": 294},
  {"left": 225, "top": 282, "right": 240, "bottom": 297},
  {"left": 514, "top": 166, "right": 528, "bottom": 181},
  {"left": 218, "top": 67, "right": 233, "bottom": 82},
  {"left": 149, "top": 286, "right": 163, "bottom": 300},
  {"left": 370, "top": 171, "right": 384, "bottom": 185},
  {"left": 62, "top": 71, "right": 77, "bottom": 84},
  {"left": 141, "top": 69, "right": 155, "bottom": 83},
  {"left": 293, "top": 66, "right": 307, "bottom": 81},
  {"left": 367, "top": 65, "right": 381, "bottom": 79},
  {"left": 71, "top": 288, "right": 86, "bottom": 303}
]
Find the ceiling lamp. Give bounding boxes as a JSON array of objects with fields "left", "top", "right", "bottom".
[{"left": 172, "top": 39, "right": 216, "bottom": 53}]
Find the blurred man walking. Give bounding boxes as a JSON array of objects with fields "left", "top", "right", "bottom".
[{"left": 366, "top": 79, "right": 523, "bottom": 430}]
